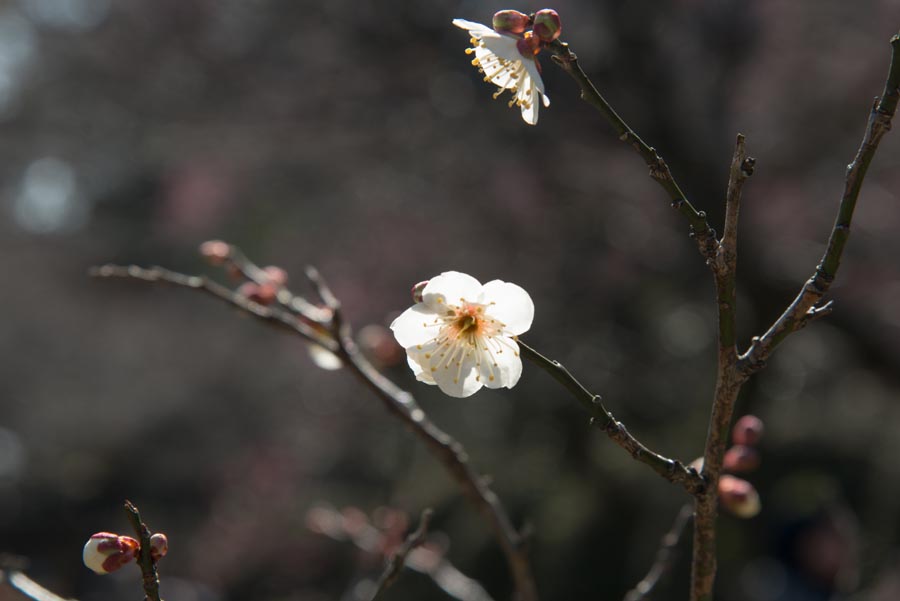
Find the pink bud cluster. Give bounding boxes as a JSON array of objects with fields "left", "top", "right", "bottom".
[
  {"left": 199, "top": 239, "right": 290, "bottom": 307},
  {"left": 83, "top": 532, "right": 169, "bottom": 575},
  {"left": 491, "top": 9, "right": 562, "bottom": 52},
  {"left": 718, "top": 415, "right": 765, "bottom": 519}
]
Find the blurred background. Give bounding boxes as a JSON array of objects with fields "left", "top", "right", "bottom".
[{"left": 1, "top": 0, "right": 899, "bottom": 600}]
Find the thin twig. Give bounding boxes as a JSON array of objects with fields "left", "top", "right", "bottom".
[
  {"left": 123, "top": 501, "right": 162, "bottom": 601},
  {"left": 545, "top": 40, "right": 718, "bottom": 261},
  {"left": 1, "top": 567, "right": 72, "bottom": 601},
  {"left": 92, "top": 260, "right": 539, "bottom": 601},
  {"left": 623, "top": 504, "right": 693, "bottom": 601},
  {"left": 309, "top": 505, "right": 495, "bottom": 601},
  {"left": 370, "top": 509, "right": 434, "bottom": 600},
  {"left": 739, "top": 34, "right": 900, "bottom": 374},
  {"left": 517, "top": 340, "right": 705, "bottom": 496}
]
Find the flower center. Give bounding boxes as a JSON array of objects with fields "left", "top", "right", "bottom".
[{"left": 451, "top": 303, "right": 486, "bottom": 341}]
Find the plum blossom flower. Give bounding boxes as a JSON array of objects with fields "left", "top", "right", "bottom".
[
  {"left": 452, "top": 19, "right": 550, "bottom": 125},
  {"left": 390, "top": 271, "right": 534, "bottom": 398}
]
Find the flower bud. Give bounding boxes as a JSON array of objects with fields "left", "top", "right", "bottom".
[
  {"left": 199, "top": 240, "right": 230, "bottom": 265},
  {"left": 263, "top": 266, "right": 288, "bottom": 287},
  {"left": 516, "top": 32, "right": 542, "bottom": 57},
  {"left": 411, "top": 281, "right": 428, "bottom": 304},
  {"left": 732, "top": 415, "right": 764, "bottom": 446},
  {"left": 532, "top": 9, "right": 561, "bottom": 43},
  {"left": 718, "top": 475, "right": 761, "bottom": 518},
  {"left": 238, "top": 281, "right": 277, "bottom": 305},
  {"left": 149, "top": 533, "right": 168, "bottom": 561},
  {"left": 723, "top": 445, "right": 761, "bottom": 473},
  {"left": 83, "top": 532, "right": 139, "bottom": 575},
  {"left": 492, "top": 10, "right": 531, "bottom": 35}
]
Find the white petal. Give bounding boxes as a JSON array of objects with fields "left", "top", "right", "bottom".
[
  {"left": 407, "top": 353, "right": 436, "bottom": 384},
  {"left": 522, "top": 59, "right": 545, "bottom": 95},
  {"left": 429, "top": 342, "right": 483, "bottom": 398},
  {"left": 480, "top": 280, "right": 534, "bottom": 335},
  {"left": 478, "top": 336, "right": 523, "bottom": 389},
  {"left": 422, "top": 271, "right": 482, "bottom": 310},
  {"left": 479, "top": 33, "right": 524, "bottom": 63},
  {"left": 308, "top": 344, "right": 343, "bottom": 370},
  {"left": 542, "top": 93, "right": 550, "bottom": 107},
  {"left": 451, "top": 19, "right": 495, "bottom": 38},
  {"left": 390, "top": 304, "right": 440, "bottom": 348}
]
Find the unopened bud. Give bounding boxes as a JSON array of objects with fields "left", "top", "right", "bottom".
[
  {"left": 718, "top": 475, "right": 761, "bottom": 518},
  {"left": 516, "top": 32, "right": 542, "bottom": 57},
  {"left": 199, "top": 240, "right": 230, "bottom": 265},
  {"left": 83, "top": 532, "right": 139, "bottom": 575},
  {"left": 492, "top": 10, "right": 531, "bottom": 35},
  {"left": 263, "top": 266, "right": 288, "bottom": 287},
  {"left": 149, "top": 533, "right": 168, "bottom": 561},
  {"left": 723, "top": 445, "right": 761, "bottom": 473},
  {"left": 532, "top": 9, "right": 561, "bottom": 43},
  {"left": 412, "top": 281, "right": 428, "bottom": 304},
  {"left": 732, "top": 415, "right": 764, "bottom": 446},
  {"left": 238, "top": 281, "right": 277, "bottom": 305}
]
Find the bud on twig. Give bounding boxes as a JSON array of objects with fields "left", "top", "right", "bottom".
[
  {"left": 149, "top": 533, "right": 168, "bottom": 561},
  {"left": 532, "top": 9, "right": 561, "bottom": 43},
  {"left": 492, "top": 10, "right": 531, "bottom": 35},
  {"left": 732, "top": 415, "right": 764, "bottom": 446},
  {"left": 199, "top": 240, "right": 230, "bottom": 265},
  {"left": 263, "top": 266, "right": 288, "bottom": 287},
  {"left": 723, "top": 445, "right": 761, "bottom": 473},
  {"left": 718, "top": 475, "right": 761, "bottom": 518},
  {"left": 83, "top": 532, "right": 139, "bottom": 574},
  {"left": 411, "top": 281, "right": 428, "bottom": 304}
]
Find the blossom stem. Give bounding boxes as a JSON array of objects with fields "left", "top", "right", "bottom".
[
  {"left": 545, "top": 40, "right": 718, "bottom": 261},
  {"left": 517, "top": 340, "right": 706, "bottom": 496},
  {"left": 123, "top": 501, "right": 162, "bottom": 601}
]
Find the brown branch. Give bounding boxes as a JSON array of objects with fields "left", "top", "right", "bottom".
[
  {"left": 545, "top": 40, "right": 718, "bottom": 261},
  {"left": 739, "top": 33, "right": 900, "bottom": 374},
  {"left": 123, "top": 501, "right": 162, "bottom": 601},
  {"left": 623, "top": 504, "right": 693, "bottom": 601},
  {"left": 517, "top": 341, "right": 705, "bottom": 496},
  {"left": 370, "top": 509, "right": 433, "bottom": 600},
  {"left": 92, "top": 256, "right": 538, "bottom": 601}
]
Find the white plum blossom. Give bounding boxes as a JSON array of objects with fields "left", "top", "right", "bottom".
[
  {"left": 390, "top": 271, "right": 534, "bottom": 398},
  {"left": 452, "top": 19, "right": 550, "bottom": 125}
]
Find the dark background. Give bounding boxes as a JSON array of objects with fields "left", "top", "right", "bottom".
[{"left": 1, "top": 1, "right": 899, "bottom": 600}]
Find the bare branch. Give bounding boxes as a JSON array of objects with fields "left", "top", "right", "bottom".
[
  {"left": 517, "top": 341, "right": 706, "bottom": 496},
  {"left": 123, "top": 501, "right": 162, "bottom": 601},
  {"left": 545, "top": 40, "right": 717, "bottom": 261},
  {"left": 370, "top": 509, "right": 434, "bottom": 600},
  {"left": 624, "top": 504, "right": 693, "bottom": 601},
  {"left": 1, "top": 567, "right": 72, "bottom": 601},
  {"left": 740, "top": 33, "right": 900, "bottom": 374}
]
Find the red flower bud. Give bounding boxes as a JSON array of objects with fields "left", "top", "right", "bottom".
[
  {"left": 723, "top": 445, "right": 761, "bottom": 473},
  {"left": 516, "top": 32, "right": 542, "bottom": 57},
  {"left": 492, "top": 10, "right": 531, "bottom": 35},
  {"left": 149, "top": 533, "right": 168, "bottom": 561},
  {"left": 83, "top": 532, "right": 139, "bottom": 574},
  {"left": 718, "top": 475, "right": 761, "bottom": 518},
  {"left": 199, "top": 240, "right": 230, "bottom": 265},
  {"left": 263, "top": 266, "right": 288, "bottom": 287},
  {"left": 732, "top": 415, "right": 764, "bottom": 446},
  {"left": 411, "top": 281, "right": 428, "bottom": 304},
  {"left": 238, "top": 282, "right": 277, "bottom": 305},
  {"left": 532, "top": 9, "right": 561, "bottom": 43}
]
